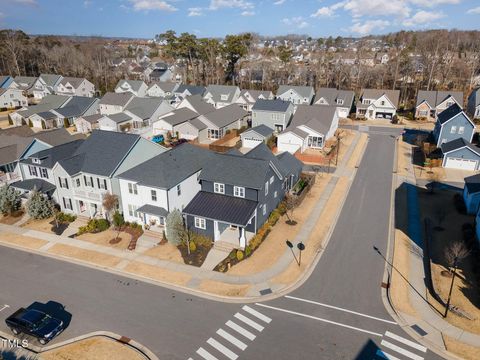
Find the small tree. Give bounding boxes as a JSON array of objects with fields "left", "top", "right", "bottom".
[
  {"left": 26, "top": 191, "right": 53, "bottom": 219},
  {"left": 112, "top": 210, "right": 125, "bottom": 229},
  {"left": 165, "top": 209, "right": 185, "bottom": 246},
  {"left": 283, "top": 194, "right": 299, "bottom": 225},
  {"left": 0, "top": 184, "right": 22, "bottom": 215},
  {"left": 102, "top": 192, "right": 118, "bottom": 221}
]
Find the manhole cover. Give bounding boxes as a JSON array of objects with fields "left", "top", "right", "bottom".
[{"left": 259, "top": 288, "right": 272, "bottom": 295}]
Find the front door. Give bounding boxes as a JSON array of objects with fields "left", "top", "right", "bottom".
[{"left": 79, "top": 201, "right": 86, "bottom": 213}]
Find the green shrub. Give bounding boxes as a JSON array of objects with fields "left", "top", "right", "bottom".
[
  {"left": 79, "top": 218, "right": 110, "bottom": 234},
  {"left": 77, "top": 225, "right": 88, "bottom": 235},
  {"left": 26, "top": 191, "right": 53, "bottom": 219},
  {"left": 95, "top": 218, "right": 110, "bottom": 232},
  {"left": 229, "top": 250, "right": 236, "bottom": 260},
  {"left": 268, "top": 210, "right": 280, "bottom": 226},
  {"left": 193, "top": 233, "right": 212, "bottom": 248},
  {"left": 236, "top": 250, "right": 244, "bottom": 261},
  {"left": 0, "top": 184, "right": 22, "bottom": 215},
  {"left": 112, "top": 211, "right": 125, "bottom": 228},
  {"left": 189, "top": 241, "right": 197, "bottom": 252},
  {"left": 57, "top": 212, "right": 76, "bottom": 223},
  {"left": 245, "top": 245, "right": 252, "bottom": 257}
]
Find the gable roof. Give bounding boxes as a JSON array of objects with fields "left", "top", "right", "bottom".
[
  {"left": 315, "top": 88, "right": 355, "bottom": 108},
  {"left": 440, "top": 138, "right": 480, "bottom": 155},
  {"left": 277, "top": 85, "right": 314, "bottom": 99},
  {"left": 117, "top": 143, "right": 215, "bottom": 189},
  {"left": 36, "top": 111, "right": 58, "bottom": 120},
  {"left": 437, "top": 103, "right": 467, "bottom": 125},
  {"left": 39, "top": 74, "right": 62, "bottom": 88},
  {"left": 252, "top": 99, "right": 292, "bottom": 112},
  {"left": 59, "top": 77, "right": 86, "bottom": 89},
  {"left": 201, "top": 104, "right": 248, "bottom": 128},
  {"left": 287, "top": 105, "right": 337, "bottom": 136},
  {"left": 239, "top": 90, "right": 273, "bottom": 104},
  {"left": 159, "top": 108, "right": 199, "bottom": 126},
  {"left": 14, "top": 76, "right": 37, "bottom": 90},
  {"left": 182, "top": 94, "right": 215, "bottom": 115},
  {"left": 358, "top": 89, "right": 400, "bottom": 107},
  {"left": 277, "top": 151, "right": 303, "bottom": 176},
  {"left": 99, "top": 92, "right": 134, "bottom": 106},
  {"left": 244, "top": 143, "right": 286, "bottom": 178},
  {"left": 149, "top": 81, "right": 178, "bottom": 93},
  {"left": 53, "top": 96, "right": 98, "bottom": 118},
  {"left": 21, "top": 139, "right": 85, "bottom": 169},
  {"left": 115, "top": 79, "right": 146, "bottom": 93},
  {"left": 205, "top": 85, "right": 239, "bottom": 103},
  {"left": 175, "top": 85, "right": 205, "bottom": 97},
  {"left": 78, "top": 113, "right": 103, "bottom": 124},
  {"left": 243, "top": 124, "right": 274, "bottom": 138},
  {"left": 189, "top": 118, "right": 207, "bottom": 130},
  {"left": 108, "top": 113, "right": 133, "bottom": 124},
  {"left": 464, "top": 174, "right": 480, "bottom": 194},
  {"left": 125, "top": 97, "right": 164, "bottom": 120},
  {"left": 16, "top": 95, "right": 71, "bottom": 118},
  {"left": 0, "top": 125, "right": 34, "bottom": 137},
  {"left": 416, "top": 90, "right": 463, "bottom": 108},
  {"left": 58, "top": 130, "right": 140, "bottom": 176}
]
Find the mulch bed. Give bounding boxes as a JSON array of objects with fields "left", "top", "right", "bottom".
[
  {"left": 49, "top": 221, "right": 69, "bottom": 235},
  {"left": 178, "top": 244, "right": 211, "bottom": 267},
  {"left": 109, "top": 236, "right": 122, "bottom": 245},
  {"left": 121, "top": 226, "right": 143, "bottom": 250}
]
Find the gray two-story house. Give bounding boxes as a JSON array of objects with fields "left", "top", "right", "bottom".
[
  {"left": 183, "top": 144, "right": 302, "bottom": 249},
  {"left": 251, "top": 99, "right": 294, "bottom": 133},
  {"left": 433, "top": 103, "right": 475, "bottom": 147}
]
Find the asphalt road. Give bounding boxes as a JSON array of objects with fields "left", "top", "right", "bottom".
[{"left": 0, "top": 126, "right": 445, "bottom": 360}]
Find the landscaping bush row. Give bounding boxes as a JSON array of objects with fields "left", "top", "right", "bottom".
[
  {"left": 56, "top": 212, "right": 76, "bottom": 223},
  {"left": 78, "top": 218, "right": 110, "bottom": 235}
]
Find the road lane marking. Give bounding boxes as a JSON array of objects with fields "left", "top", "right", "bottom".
[
  {"left": 207, "top": 338, "right": 238, "bottom": 360},
  {"left": 216, "top": 329, "right": 247, "bottom": 350},
  {"left": 375, "top": 349, "right": 401, "bottom": 360},
  {"left": 384, "top": 331, "right": 427, "bottom": 352},
  {"left": 284, "top": 295, "right": 397, "bottom": 325},
  {"left": 197, "top": 347, "right": 219, "bottom": 360},
  {"left": 381, "top": 340, "right": 424, "bottom": 360},
  {"left": 0, "top": 304, "right": 10, "bottom": 312},
  {"left": 255, "top": 303, "right": 383, "bottom": 337},
  {"left": 225, "top": 320, "right": 256, "bottom": 341},
  {"left": 234, "top": 313, "right": 264, "bottom": 332},
  {"left": 242, "top": 305, "right": 272, "bottom": 323}
]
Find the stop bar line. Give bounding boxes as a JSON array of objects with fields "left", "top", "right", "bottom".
[
  {"left": 284, "top": 295, "right": 397, "bottom": 325},
  {"left": 255, "top": 303, "right": 383, "bottom": 337}
]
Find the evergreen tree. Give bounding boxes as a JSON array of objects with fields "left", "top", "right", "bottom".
[
  {"left": 0, "top": 184, "right": 22, "bottom": 215},
  {"left": 26, "top": 190, "right": 53, "bottom": 219}
]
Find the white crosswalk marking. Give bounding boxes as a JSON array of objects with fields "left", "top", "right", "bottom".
[
  {"left": 225, "top": 320, "right": 256, "bottom": 341},
  {"left": 242, "top": 305, "right": 272, "bottom": 323},
  {"left": 384, "top": 331, "right": 427, "bottom": 352},
  {"left": 381, "top": 340, "right": 424, "bottom": 360},
  {"left": 216, "top": 329, "right": 247, "bottom": 350},
  {"left": 197, "top": 347, "right": 219, "bottom": 360},
  {"left": 375, "top": 349, "right": 401, "bottom": 360},
  {"left": 207, "top": 338, "right": 238, "bottom": 360},
  {"left": 234, "top": 313, "right": 264, "bottom": 332}
]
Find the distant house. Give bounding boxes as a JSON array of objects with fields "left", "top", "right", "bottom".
[
  {"left": 29, "top": 111, "right": 59, "bottom": 129},
  {"left": 0, "top": 76, "right": 15, "bottom": 89},
  {"left": 236, "top": 90, "right": 274, "bottom": 112},
  {"left": 39, "top": 74, "right": 63, "bottom": 95},
  {"left": 98, "top": 113, "right": 134, "bottom": 132},
  {"left": 240, "top": 125, "right": 274, "bottom": 149},
  {"left": 467, "top": 87, "right": 480, "bottom": 120},
  {"left": 415, "top": 90, "right": 463, "bottom": 120},
  {"left": 277, "top": 105, "right": 339, "bottom": 154},
  {"left": 74, "top": 113, "right": 102, "bottom": 134},
  {"left": 10, "top": 95, "right": 71, "bottom": 127},
  {"left": 463, "top": 174, "right": 480, "bottom": 215},
  {"left": 50, "top": 96, "right": 99, "bottom": 127},
  {"left": 174, "top": 85, "right": 206, "bottom": 101},
  {"left": 314, "top": 88, "right": 354, "bottom": 118},
  {"left": 196, "top": 104, "right": 248, "bottom": 142},
  {"left": 441, "top": 138, "right": 480, "bottom": 171},
  {"left": 149, "top": 68, "right": 173, "bottom": 83},
  {"left": 114, "top": 79, "right": 147, "bottom": 97},
  {"left": 276, "top": 85, "right": 315, "bottom": 105},
  {"left": 251, "top": 99, "right": 294, "bottom": 133},
  {"left": 146, "top": 81, "right": 178, "bottom": 98},
  {"left": 123, "top": 97, "right": 174, "bottom": 128},
  {"left": 177, "top": 94, "right": 215, "bottom": 115},
  {"left": 116, "top": 144, "right": 215, "bottom": 228},
  {"left": 56, "top": 77, "right": 95, "bottom": 97},
  {"left": 204, "top": 85, "right": 241, "bottom": 109},
  {"left": 153, "top": 108, "right": 199, "bottom": 136},
  {"left": 433, "top": 103, "right": 475, "bottom": 147},
  {"left": 14, "top": 76, "right": 45, "bottom": 99},
  {"left": 355, "top": 89, "right": 400, "bottom": 120},
  {"left": 0, "top": 88, "right": 28, "bottom": 109},
  {"left": 98, "top": 92, "right": 134, "bottom": 115}
]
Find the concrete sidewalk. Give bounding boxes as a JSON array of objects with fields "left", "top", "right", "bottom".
[{"left": 391, "top": 142, "right": 480, "bottom": 354}]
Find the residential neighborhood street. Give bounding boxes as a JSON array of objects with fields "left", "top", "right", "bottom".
[{"left": 0, "top": 127, "right": 445, "bottom": 359}]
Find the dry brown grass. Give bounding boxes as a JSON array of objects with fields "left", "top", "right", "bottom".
[
  {"left": 197, "top": 279, "right": 250, "bottom": 297},
  {"left": 47, "top": 244, "right": 122, "bottom": 268},
  {"left": 123, "top": 261, "right": 191, "bottom": 286},
  {"left": 142, "top": 242, "right": 184, "bottom": 263},
  {"left": 271, "top": 176, "right": 349, "bottom": 285},
  {"left": 0, "top": 212, "right": 24, "bottom": 225},
  {"left": 443, "top": 335, "right": 480, "bottom": 360},
  {"left": 0, "top": 231, "right": 48, "bottom": 249},
  {"left": 76, "top": 229, "right": 131, "bottom": 250},
  {"left": 227, "top": 173, "right": 332, "bottom": 276},
  {"left": 397, "top": 138, "right": 412, "bottom": 177},
  {"left": 41, "top": 336, "right": 145, "bottom": 360},
  {"left": 21, "top": 217, "right": 55, "bottom": 233}
]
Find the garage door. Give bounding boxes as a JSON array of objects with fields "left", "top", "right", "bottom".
[
  {"left": 376, "top": 112, "right": 393, "bottom": 119},
  {"left": 445, "top": 157, "right": 478, "bottom": 170},
  {"left": 242, "top": 137, "right": 263, "bottom": 148},
  {"left": 278, "top": 141, "right": 301, "bottom": 154}
]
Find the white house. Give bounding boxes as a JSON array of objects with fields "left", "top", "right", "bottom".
[
  {"left": 98, "top": 113, "right": 133, "bottom": 132},
  {"left": 0, "top": 88, "right": 28, "bottom": 109},
  {"left": 115, "top": 79, "right": 148, "bottom": 97},
  {"left": 146, "top": 82, "right": 178, "bottom": 98},
  {"left": 74, "top": 113, "right": 102, "bottom": 134},
  {"left": 235, "top": 90, "right": 274, "bottom": 112},
  {"left": 56, "top": 77, "right": 95, "bottom": 97},
  {"left": 276, "top": 85, "right": 315, "bottom": 105},
  {"left": 203, "top": 85, "right": 241, "bottom": 109},
  {"left": 99, "top": 92, "right": 134, "bottom": 115},
  {"left": 277, "top": 105, "right": 339, "bottom": 154},
  {"left": 314, "top": 88, "right": 355, "bottom": 118},
  {"left": 355, "top": 89, "right": 400, "bottom": 120},
  {"left": 152, "top": 108, "right": 199, "bottom": 136}
]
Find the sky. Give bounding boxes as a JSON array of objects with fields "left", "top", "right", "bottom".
[{"left": 0, "top": 0, "right": 479, "bottom": 38}]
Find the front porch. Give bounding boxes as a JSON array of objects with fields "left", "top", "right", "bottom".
[
  {"left": 214, "top": 222, "right": 255, "bottom": 250},
  {"left": 76, "top": 199, "right": 102, "bottom": 218}
]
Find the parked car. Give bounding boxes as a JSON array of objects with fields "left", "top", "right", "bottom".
[{"left": 5, "top": 307, "right": 65, "bottom": 345}]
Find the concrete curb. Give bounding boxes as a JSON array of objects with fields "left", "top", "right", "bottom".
[{"left": 0, "top": 330, "right": 159, "bottom": 360}]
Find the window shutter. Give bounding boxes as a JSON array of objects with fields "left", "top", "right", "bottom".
[
  {"left": 97, "top": 178, "right": 100, "bottom": 188},
  {"left": 69, "top": 199, "right": 72, "bottom": 210},
  {"left": 58, "top": 177, "right": 62, "bottom": 188},
  {"left": 104, "top": 179, "right": 107, "bottom": 190},
  {"left": 84, "top": 175, "right": 87, "bottom": 186},
  {"left": 62, "top": 198, "right": 66, "bottom": 208},
  {"left": 65, "top": 179, "right": 69, "bottom": 189},
  {"left": 90, "top": 177, "right": 94, "bottom": 187}
]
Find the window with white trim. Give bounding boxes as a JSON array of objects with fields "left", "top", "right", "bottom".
[
  {"left": 269, "top": 176, "right": 274, "bottom": 184},
  {"left": 40, "top": 168, "right": 48, "bottom": 179},
  {"left": 450, "top": 126, "right": 457, "bottom": 134},
  {"left": 194, "top": 217, "right": 206, "bottom": 229},
  {"left": 128, "top": 204, "right": 137, "bottom": 217},
  {"left": 151, "top": 190, "right": 157, "bottom": 201},
  {"left": 274, "top": 191, "right": 278, "bottom": 198},
  {"left": 128, "top": 182, "right": 138, "bottom": 195},
  {"left": 28, "top": 165, "right": 38, "bottom": 177},
  {"left": 265, "top": 181, "right": 269, "bottom": 196},
  {"left": 262, "top": 204, "right": 267, "bottom": 215},
  {"left": 214, "top": 183, "right": 225, "bottom": 194},
  {"left": 458, "top": 126, "right": 465, "bottom": 135},
  {"left": 234, "top": 186, "right": 245, "bottom": 198},
  {"left": 177, "top": 184, "right": 181, "bottom": 196}
]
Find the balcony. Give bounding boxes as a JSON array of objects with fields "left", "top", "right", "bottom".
[{"left": 73, "top": 189, "right": 101, "bottom": 201}]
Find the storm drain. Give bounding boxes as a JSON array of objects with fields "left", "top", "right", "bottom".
[
  {"left": 259, "top": 288, "right": 272, "bottom": 296},
  {"left": 411, "top": 324, "right": 427, "bottom": 336}
]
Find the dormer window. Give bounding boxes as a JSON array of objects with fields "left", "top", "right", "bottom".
[
  {"left": 220, "top": 94, "right": 229, "bottom": 101},
  {"left": 336, "top": 99, "right": 344, "bottom": 105},
  {"left": 32, "top": 158, "right": 41, "bottom": 164},
  {"left": 214, "top": 183, "right": 225, "bottom": 194},
  {"left": 363, "top": 99, "right": 371, "bottom": 105}
]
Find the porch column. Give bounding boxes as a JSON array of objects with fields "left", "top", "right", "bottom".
[
  {"left": 214, "top": 221, "right": 220, "bottom": 241},
  {"left": 239, "top": 227, "right": 246, "bottom": 249}
]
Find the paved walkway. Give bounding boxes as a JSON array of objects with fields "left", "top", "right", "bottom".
[{"left": 393, "top": 141, "right": 480, "bottom": 349}]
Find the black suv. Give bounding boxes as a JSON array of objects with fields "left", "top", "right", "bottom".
[{"left": 5, "top": 307, "right": 64, "bottom": 345}]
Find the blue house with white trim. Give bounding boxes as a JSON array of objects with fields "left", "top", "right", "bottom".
[
  {"left": 433, "top": 103, "right": 475, "bottom": 147},
  {"left": 441, "top": 138, "right": 480, "bottom": 171},
  {"left": 463, "top": 174, "right": 480, "bottom": 215}
]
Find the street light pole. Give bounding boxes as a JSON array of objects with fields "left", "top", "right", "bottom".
[{"left": 444, "top": 258, "right": 458, "bottom": 318}]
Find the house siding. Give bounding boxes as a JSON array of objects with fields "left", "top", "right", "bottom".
[
  {"left": 443, "top": 147, "right": 480, "bottom": 170},
  {"left": 251, "top": 108, "right": 293, "bottom": 131},
  {"left": 463, "top": 187, "right": 480, "bottom": 215},
  {"left": 435, "top": 113, "right": 474, "bottom": 146}
]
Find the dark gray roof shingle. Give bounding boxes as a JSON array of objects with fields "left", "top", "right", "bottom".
[
  {"left": 437, "top": 103, "right": 464, "bottom": 125},
  {"left": 252, "top": 99, "right": 292, "bottom": 112},
  {"left": 243, "top": 125, "right": 274, "bottom": 138},
  {"left": 137, "top": 204, "right": 168, "bottom": 217},
  {"left": 440, "top": 138, "right": 480, "bottom": 154},
  {"left": 11, "top": 178, "right": 56, "bottom": 193},
  {"left": 201, "top": 104, "right": 248, "bottom": 128},
  {"left": 21, "top": 139, "right": 84, "bottom": 169}
]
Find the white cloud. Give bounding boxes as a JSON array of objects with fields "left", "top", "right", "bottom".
[
  {"left": 209, "top": 0, "right": 254, "bottom": 10},
  {"left": 128, "top": 0, "right": 177, "bottom": 12},
  {"left": 241, "top": 11, "right": 255, "bottom": 16},
  {"left": 282, "top": 16, "right": 309, "bottom": 29},
  {"left": 403, "top": 10, "right": 445, "bottom": 27},
  {"left": 409, "top": 0, "right": 460, "bottom": 7},
  {"left": 188, "top": 7, "right": 203, "bottom": 16},
  {"left": 467, "top": 6, "right": 480, "bottom": 14},
  {"left": 349, "top": 19, "right": 390, "bottom": 35},
  {"left": 344, "top": 0, "right": 410, "bottom": 18},
  {"left": 311, "top": 7, "right": 335, "bottom": 17},
  {"left": 274, "top": 0, "right": 286, "bottom": 4}
]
